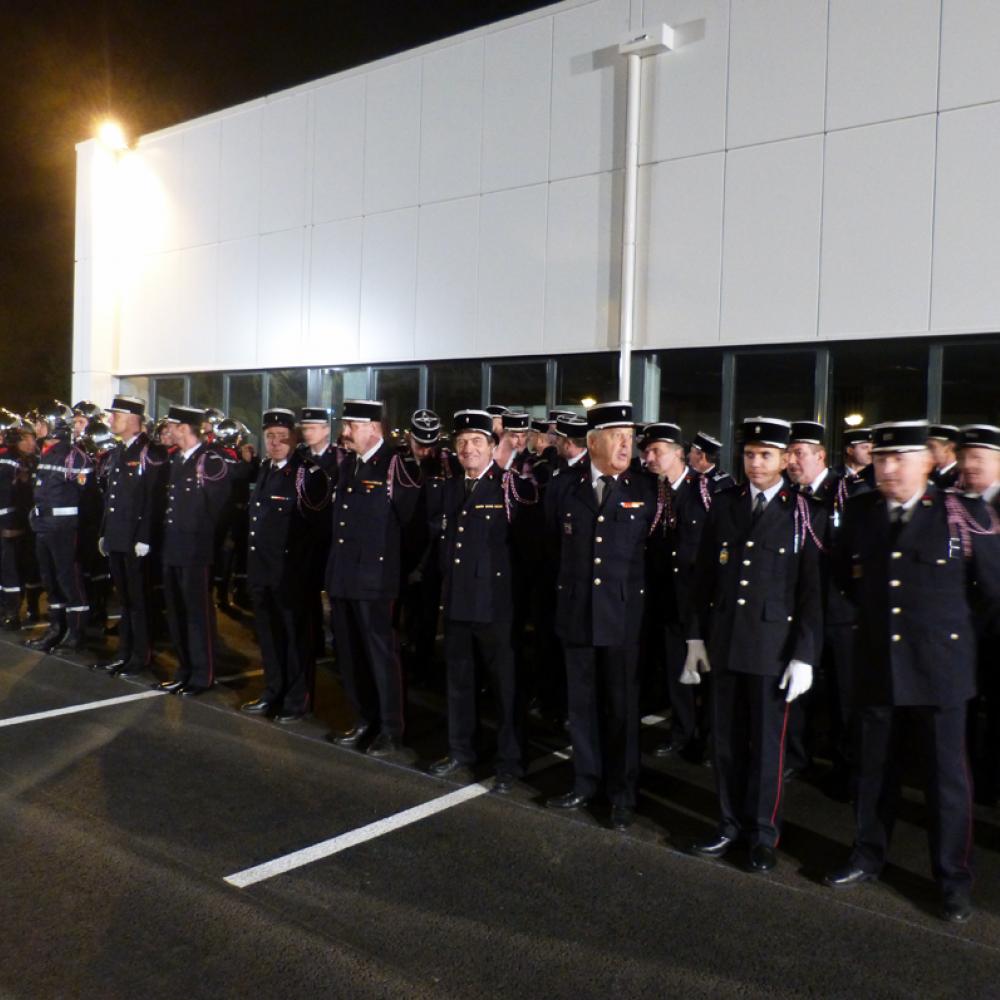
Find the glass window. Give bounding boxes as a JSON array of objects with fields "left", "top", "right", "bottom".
[
  {"left": 227, "top": 373, "right": 264, "bottom": 442},
  {"left": 488, "top": 361, "right": 547, "bottom": 414},
  {"left": 316, "top": 367, "right": 369, "bottom": 416},
  {"left": 735, "top": 350, "right": 816, "bottom": 423},
  {"left": 374, "top": 367, "right": 421, "bottom": 433},
  {"left": 268, "top": 368, "right": 308, "bottom": 413},
  {"left": 153, "top": 377, "right": 186, "bottom": 419},
  {"left": 188, "top": 372, "right": 224, "bottom": 413},
  {"left": 829, "top": 339, "right": 928, "bottom": 459},
  {"left": 941, "top": 338, "right": 1000, "bottom": 425},
  {"left": 428, "top": 360, "right": 482, "bottom": 430},
  {"left": 117, "top": 376, "right": 150, "bottom": 412},
  {"left": 555, "top": 353, "right": 618, "bottom": 414},
  {"left": 658, "top": 348, "right": 724, "bottom": 445}
]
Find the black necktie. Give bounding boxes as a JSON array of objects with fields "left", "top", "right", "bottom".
[
  {"left": 353, "top": 453, "right": 362, "bottom": 478},
  {"left": 464, "top": 478, "right": 476, "bottom": 498},
  {"left": 888, "top": 505, "right": 905, "bottom": 545},
  {"left": 801, "top": 485, "right": 813, "bottom": 496},
  {"left": 596, "top": 474, "right": 614, "bottom": 507},
  {"left": 752, "top": 492, "right": 767, "bottom": 523}
]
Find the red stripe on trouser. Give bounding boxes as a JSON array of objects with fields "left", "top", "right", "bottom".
[{"left": 770, "top": 702, "right": 792, "bottom": 846}]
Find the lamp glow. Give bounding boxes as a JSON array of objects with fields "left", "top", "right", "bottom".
[
  {"left": 97, "top": 120, "right": 128, "bottom": 151},
  {"left": 580, "top": 397, "right": 597, "bottom": 409},
  {"left": 844, "top": 413, "right": 864, "bottom": 427}
]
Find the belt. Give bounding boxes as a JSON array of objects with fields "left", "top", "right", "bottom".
[{"left": 33, "top": 506, "right": 79, "bottom": 516}]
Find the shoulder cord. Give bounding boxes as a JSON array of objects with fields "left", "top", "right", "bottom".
[
  {"left": 387, "top": 452, "right": 422, "bottom": 501},
  {"left": 440, "top": 448, "right": 454, "bottom": 480},
  {"left": 698, "top": 475, "right": 713, "bottom": 511},
  {"left": 944, "top": 493, "right": 1000, "bottom": 557},
  {"left": 139, "top": 443, "right": 169, "bottom": 472},
  {"left": 793, "top": 493, "right": 827, "bottom": 554},
  {"left": 64, "top": 444, "right": 92, "bottom": 479},
  {"left": 295, "top": 464, "right": 330, "bottom": 513},
  {"left": 501, "top": 468, "right": 539, "bottom": 522},
  {"left": 195, "top": 450, "right": 228, "bottom": 488}
]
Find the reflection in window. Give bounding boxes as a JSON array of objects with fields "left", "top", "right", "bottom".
[
  {"left": 228, "top": 374, "right": 264, "bottom": 442},
  {"left": 829, "top": 340, "right": 927, "bottom": 459},
  {"left": 189, "top": 373, "right": 224, "bottom": 413},
  {"left": 269, "top": 369, "right": 308, "bottom": 413},
  {"left": 153, "top": 377, "right": 186, "bottom": 420},
  {"left": 658, "top": 349, "right": 724, "bottom": 445},
  {"left": 489, "top": 362, "right": 547, "bottom": 415},
  {"left": 556, "top": 353, "right": 617, "bottom": 414},
  {"left": 316, "top": 368, "right": 369, "bottom": 417},
  {"left": 428, "top": 361, "right": 481, "bottom": 431},
  {"left": 374, "top": 367, "right": 421, "bottom": 434},
  {"left": 941, "top": 339, "right": 1000, "bottom": 425}
]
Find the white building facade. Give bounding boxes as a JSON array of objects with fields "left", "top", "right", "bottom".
[{"left": 73, "top": 0, "right": 1000, "bottom": 466}]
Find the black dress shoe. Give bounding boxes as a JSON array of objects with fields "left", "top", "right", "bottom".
[
  {"left": 610, "top": 805, "right": 634, "bottom": 831},
  {"left": 240, "top": 698, "right": 272, "bottom": 715},
  {"left": 54, "top": 632, "right": 86, "bottom": 653},
  {"left": 746, "top": 845, "right": 777, "bottom": 873},
  {"left": 274, "top": 711, "right": 305, "bottom": 724},
  {"left": 179, "top": 684, "right": 210, "bottom": 697},
  {"left": 690, "top": 833, "right": 737, "bottom": 858},
  {"left": 429, "top": 756, "right": 468, "bottom": 777},
  {"left": 823, "top": 864, "right": 878, "bottom": 888},
  {"left": 492, "top": 772, "right": 516, "bottom": 795},
  {"left": 366, "top": 732, "right": 401, "bottom": 758},
  {"left": 89, "top": 657, "right": 127, "bottom": 673},
  {"left": 25, "top": 628, "right": 64, "bottom": 652},
  {"left": 653, "top": 740, "right": 682, "bottom": 758},
  {"left": 117, "top": 660, "right": 148, "bottom": 679},
  {"left": 941, "top": 890, "right": 972, "bottom": 924},
  {"left": 545, "top": 791, "right": 590, "bottom": 810},
  {"left": 330, "top": 724, "right": 370, "bottom": 748},
  {"left": 155, "top": 680, "right": 186, "bottom": 694}
]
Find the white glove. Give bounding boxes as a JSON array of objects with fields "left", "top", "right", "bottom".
[
  {"left": 680, "top": 639, "right": 711, "bottom": 685},
  {"left": 98, "top": 537, "right": 107, "bottom": 557},
  {"left": 134, "top": 542, "right": 150, "bottom": 558},
  {"left": 778, "top": 660, "right": 813, "bottom": 702}
]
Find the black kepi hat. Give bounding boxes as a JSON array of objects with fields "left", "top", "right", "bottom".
[
  {"left": 262, "top": 408, "right": 296, "bottom": 431},
  {"left": 640, "top": 422, "right": 682, "bottom": 447},
  {"left": 410, "top": 408, "right": 441, "bottom": 444},
  {"left": 300, "top": 407, "right": 331, "bottom": 424},
  {"left": 341, "top": 399, "right": 383, "bottom": 423},
  {"left": 691, "top": 431, "right": 722, "bottom": 455},
  {"left": 484, "top": 404, "right": 509, "bottom": 417},
  {"left": 959, "top": 424, "right": 1000, "bottom": 452},
  {"left": 501, "top": 412, "right": 530, "bottom": 431},
  {"left": 166, "top": 405, "right": 207, "bottom": 427},
  {"left": 789, "top": 420, "right": 825, "bottom": 445},
  {"left": 556, "top": 415, "right": 588, "bottom": 440},
  {"left": 530, "top": 418, "right": 549, "bottom": 433},
  {"left": 842, "top": 427, "right": 872, "bottom": 446},
  {"left": 927, "top": 424, "right": 960, "bottom": 443},
  {"left": 107, "top": 395, "right": 146, "bottom": 418},
  {"left": 453, "top": 410, "right": 494, "bottom": 439},
  {"left": 587, "top": 401, "right": 633, "bottom": 431},
  {"left": 871, "top": 420, "right": 929, "bottom": 453},
  {"left": 741, "top": 416, "right": 791, "bottom": 448}
]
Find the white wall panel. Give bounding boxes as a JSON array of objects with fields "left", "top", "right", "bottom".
[
  {"left": 137, "top": 134, "right": 184, "bottom": 254},
  {"left": 939, "top": 0, "right": 1000, "bottom": 110},
  {"left": 312, "top": 76, "right": 366, "bottom": 224},
  {"left": 544, "top": 171, "right": 622, "bottom": 352},
  {"left": 119, "top": 251, "right": 181, "bottom": 372},
  {"left": 640, "top": 0, "right": 729, "bottom": 163},
  {"left": 726, "top": 0, "right": 827, "bottom": 148},
  {"left": 364, "top": 60, "right": 421, "bottom": 215},
  {"left": 482, "top": 17, "right": 553, "bottom": 192},
  {"left": 637, "top": 152, "right": 723, "bottom": 347},
  {"left": 359, "top": 208, "right": 418, "bottom": 361},
  {"left": 720, "top": 135, "right": 823, "bottom": 343},
  {"left": 550, "top": 0, "right": 630, "bottom": 180},
  {"left": 216, "top": 237, "right": 259, "bottom": 370},
  {"left": 257, "top": 228, "right": 306, "bottom": 366},
  {"left": 476, "top": 184, "right": 548, "bottom": 355},
  {"left": 179, "top": 121, "right": 221, "bottom": 248},
  {"left": 820, "top": 116, "right": 935, "bottom": 338},
  {"left": 71, "top": 258, "right": 94, "bottom": 372},
  {"left": 219, "top": 109, "right": 261, "bottom": 243},
  {"left": 826, "top": 0, "right": 940, "bottom": 130},
  {"left": 176, "top": 244, "right": 218, "bottom": 365},
  {"left": 931, "top": 103, "right": 1000, "bottom": 330},
  {"left": 420, "top": 39, "right": 484, "bottom": 204},
  {"left": 260, "top": 94, "right": 310, "bottom": 234},
  {"left": 306, "top": 218, "right": 363, "bottom": 364},
  {"left": 415, "top": 198, "right": 479, "bottom": 359}
]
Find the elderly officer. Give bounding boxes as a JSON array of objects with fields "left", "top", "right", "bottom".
[
  {"left": 642, "top": 421, "right": 712, "bottom": 760},
  {"left": 824, "top": 421, "right": 1000, "bottom": 923},
  {"left": 155, "top": 406, "right": 230, "bottom": 697},
  {"left": 428, "top": 409, "right": 538, "bottom": 789},
  {"left": 326, "top": 400, "right": 421, "bottom": 757},
  {"left": 959, "top": 424, "right": 1000, "bottom": 804},
  {"left": 24, "top": 401, "right": 95, "bottom": 653},
  {"left": 90, "top": 395, "right": 168, "bottom": 678},
  {"left": 688, "top": 431, "right": 735, "bottom": 493},
  {"left": 687, "top": 417, "right": 823, "bottom": 873},
  {"left": 544, "top": 401, "right": 656, "bottom": 830},
  {"left": 927, "top": 424, "right": 961, "bottom": 489},
  {"left": 241, "top": 409, "right": 329, "bottom": 723}
]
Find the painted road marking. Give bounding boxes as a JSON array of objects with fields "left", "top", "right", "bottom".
[{"left": 0, "top": 690, "right": 164, "bottom": 729}]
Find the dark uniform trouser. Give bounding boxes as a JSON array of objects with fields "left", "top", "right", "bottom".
[
  {"left": 852, "top": 703, "right": 973, "bottom": 893},
  {"left": 108, "top": 550, "right": 152, "bottom": 666},
  {"left": 35, "top": 530, "right": 88, "bottom": 634},
  {"left": 163, "top": 563, "right": 216, "bottom": 687},
  {"left": 330, "top": 598, "right": 404, "bottom": 739},
  {"left": 664, "top": 623, "right": 697, "bottom": 745},
  {"left": 564, "top": 643, "right": 641, "bottom": 807},
  {"left": 251, "top": 583, "right": 311, "bottom": 713},
  {"left": 444, "top": 619, "right": 522, "bottom": 774},
  {"left": 1, "top": 532, "right": 25, "bottom": 616},
  {"left": 712, "top": 670, "right": 790, "bottom": 848}
]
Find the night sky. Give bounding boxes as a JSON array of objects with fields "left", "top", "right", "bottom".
[{"left": 0, "top": 0, "right": 551, "bottom": 411}]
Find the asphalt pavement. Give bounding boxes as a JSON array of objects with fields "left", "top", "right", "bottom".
[{"left": 1, "top": 608, "right": 999, "bottom": 999}]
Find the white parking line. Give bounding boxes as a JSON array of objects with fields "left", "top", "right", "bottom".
[
  {"left": 224, "top": 713, "right": 669, "bottom": 888},
  {"left": 0, "top": 690, "right": 164, "bottom": 729}
]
